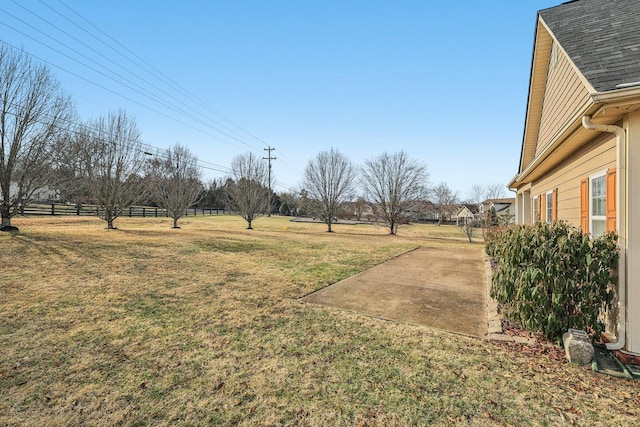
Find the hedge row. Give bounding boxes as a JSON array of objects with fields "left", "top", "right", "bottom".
[{"left": 486, "top": 222, "right": 618, "bottom": 342}]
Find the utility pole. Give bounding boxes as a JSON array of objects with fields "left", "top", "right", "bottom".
[{"left": 263, "top": 146, "right": 276, "bottom": 216}]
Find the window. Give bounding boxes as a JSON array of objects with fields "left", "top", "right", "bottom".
[
  {"left": 590, "top": 172, "right": 606, "bottom": 237},
  {"left": 546, "top": 191, "right": 553, "bottom": 223},
  {"left": 582, "top": 169, "right": 616, "bottom": 236},
  {"left": 533, "top": 195, "right": 539, "bottom": 222}
]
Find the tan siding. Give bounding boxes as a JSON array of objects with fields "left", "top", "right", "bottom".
[
  {"left": 521, "top": 23, "right": 552, "bottom": 170},
  {"left": 530, "top": 134, "right": 616, "bottom": 228},
  {"left": 535, "top": 48, "right": 591, "bottom": 156}
]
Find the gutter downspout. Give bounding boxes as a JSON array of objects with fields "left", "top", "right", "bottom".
[{"left": 582, "top": 115, "right": 626, "bottom": 351}]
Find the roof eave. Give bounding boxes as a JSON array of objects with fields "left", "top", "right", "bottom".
[{"left": 511, "top": 86, "right": 640, "bottom": 190}]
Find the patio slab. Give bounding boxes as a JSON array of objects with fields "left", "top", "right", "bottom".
[{"left": 302, "top": 245, "right": 487, "bottom": 337}]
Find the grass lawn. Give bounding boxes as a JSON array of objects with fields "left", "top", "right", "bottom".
[{"left": 1, "top": 215, "right": 638, "bottom": 426}]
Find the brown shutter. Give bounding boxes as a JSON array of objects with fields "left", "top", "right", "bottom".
[
  {"left": 552, "top": 188, "right": 558, "bottom": 221},
  {"left": 606, "top": 168, "right": 617, "bottom": 232},
  {"left": 580, "top": 178, "right": 589, "bottom": 233},
  {"left": 540, "top": 193, "right": 546, "bottom": 222}
]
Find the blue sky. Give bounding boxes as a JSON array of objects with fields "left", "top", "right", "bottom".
[{"left": 0, "top": 0, "right": 560, "bottom": 198}]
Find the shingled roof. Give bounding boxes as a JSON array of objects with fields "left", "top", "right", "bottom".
[{"left": 539, "top": 0, "right": 640, "bottom": 92}]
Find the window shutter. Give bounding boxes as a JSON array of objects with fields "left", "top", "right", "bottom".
[
  {"left": 552, "top": 188, "right": 558, "bottom": 221},
  {"left": 606, "top": 168, "right": 616, "bottom": 232},
  {"left": 540, "top": 193, "right": 546, "bottom": 222},
  {"left": 580, "top": 178, "right": 588, "bottom": 233}
]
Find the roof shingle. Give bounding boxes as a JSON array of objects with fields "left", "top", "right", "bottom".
[{"left": 540, "top": 0, "right": 640, "bottom": 92}]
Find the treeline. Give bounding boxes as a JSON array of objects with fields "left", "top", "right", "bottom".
[{"left": 0, "top": 44, "right": 507, "bottom": 234}]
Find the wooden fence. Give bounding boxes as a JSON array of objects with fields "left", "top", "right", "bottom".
[{"left": 19, "top": 203, "right": 225, "bottom": 218}]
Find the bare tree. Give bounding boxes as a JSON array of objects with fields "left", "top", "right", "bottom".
[
  {"left": 77, "top": 110, "right": 148, "bottom": 229},
  {"left": 485, "top": 182, "right": 507, "bottom": 200},
  {"left": 302, "top": 148, "right": 357, "bottom": 232},
  {"left": 0, "top": 46, "right": 72, "bottom": 230},
  {"left": 467, "top": 184, "right": 486, "bottom": 205},
  {"left": 433, "top": 182, "right": 458, "bottom": 226},
  {"left": 148, "top": 144, "right": 203, "bottom": 228},
  {"left": 51, "top": 126, "right": 93, "bottom": 205},
  {"left": 459, "top": 217, "right": 476, "bottom": 243},
  {"left": 361, "top": 151, "right": 428, "bottom": 235},
  {"left": 227, "top": 152, "right": 269, "bottom": 229}
]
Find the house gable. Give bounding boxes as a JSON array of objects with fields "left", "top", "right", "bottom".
[
  {"left": 535, "top": 31, "right": 592, "bottom": 157},
  {"left": 513, "top": 0, "right": 640, "bottom": 189},
  {"left": 519, "top": 16, "right": 596, "bottom": 177}
]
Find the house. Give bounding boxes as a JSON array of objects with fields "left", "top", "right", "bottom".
[
  {"left": 6, "top": 182, "right": 59, "bottom": 202},
  {"left": 455, "top": 204, "right": 479, "bottom": 226},
  {"left": 509, "top": 0, "right": 640, "bottom": 353},
  {"left": 409, "top": 200, "right": 440, "bottom": 223},
  {"left": 479, "top": 198, "right": 515, "bottom": 225}
]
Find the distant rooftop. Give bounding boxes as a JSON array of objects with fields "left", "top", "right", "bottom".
[
  {"left": 482, "top": 198, "right": 515, "bottom": 205},
  {"left": 540, "top": 0, "right": 640, "bottom": 92}
]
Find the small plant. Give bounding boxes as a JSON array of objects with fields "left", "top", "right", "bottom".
[
  {"left": 458, "top": 219, "right": 476, "bottom": 243},
  {"left": 486, "top": 222, "right": 618, "bottom": 343}
]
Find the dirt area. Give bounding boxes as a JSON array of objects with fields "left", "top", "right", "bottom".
[{"left": 302, "top": 246, "right": 487, "bottom": 337}]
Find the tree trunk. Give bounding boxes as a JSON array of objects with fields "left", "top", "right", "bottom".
[
  {"left": 1, "top": 208, "right": 11, "bottom": 227},
  {"left": 106, "top": 211, "right": 115, "bottom": 229},
  {"left": 172, "top": 216, "right": 180, "bottom": 229},
  {"left": 247, "top": 219, "right": 253, "bottom": 229},
  {"left": 327, "top": 221, "right": 333, "bottom": 232}
]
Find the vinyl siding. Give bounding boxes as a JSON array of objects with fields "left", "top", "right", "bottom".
[
  {"left": 535, "top": 46, "right": 591, "bottom": 157},
  {"left": 530, "top": 133, "right": 616, "bottom": 227}
]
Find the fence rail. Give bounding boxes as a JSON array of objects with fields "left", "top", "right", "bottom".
[{"left": 19, "top": 203, "right": 225, "bottom": 218}]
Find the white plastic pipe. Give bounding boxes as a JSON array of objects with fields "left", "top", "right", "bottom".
[{"left": 582, "top": 115, "right": 626, "bottom": 351}]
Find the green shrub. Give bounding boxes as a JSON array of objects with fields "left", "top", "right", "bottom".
[{"left": 486, "top": 222, "right": 618, "bottom": 343}]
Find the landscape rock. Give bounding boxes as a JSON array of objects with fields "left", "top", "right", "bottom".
[{"left": 563, "top": 329, "right": 594, "bottom": 365}]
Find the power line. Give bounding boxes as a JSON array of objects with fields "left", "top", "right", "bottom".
[
  {"left": 49, "top": 0, "right": 269, "bottom": 152},
  {"left": 0, "top": 3, "right": 309, "bottom": 188},
  {"left": 0, "top": 15, "right": 263, "bottom": 153},
  {"left": 0, "top": 101, "right": 232, "bottom": 176}
]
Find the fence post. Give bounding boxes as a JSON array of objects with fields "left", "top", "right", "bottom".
[
  {"left": 142, "top": 207, "right": 146, "bottom": 217},
  {"left": 51, "top": 204, "right": 55, "bottom": 215},
  {"left": 76, "top": 204, "right": 80, "bottom": 215}
]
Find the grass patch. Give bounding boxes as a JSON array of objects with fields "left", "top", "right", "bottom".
[{"left": 0, "top": 215, "right": 638, "bottom": 426}]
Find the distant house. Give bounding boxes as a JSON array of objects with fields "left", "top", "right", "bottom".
[
  {"left": 479, "top": 198, "right": 515, "bottom": 225},
  {"left": 6, "top": 182, "right": 59, "bottom": 202},
  {"left": 340, "top": 199, "right": 374, "bottom": 221},
  {"left": 408, "top": 200, "right": 439, "bottom": 223},
  {"left": 455, "top": 204, "right": 479, "bottom": 226},
  {"left": 508, "top": 0, "right": 640, "bottom": 353}
]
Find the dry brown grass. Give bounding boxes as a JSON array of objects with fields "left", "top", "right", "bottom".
[{"left": 1, "top": 215, "right": 638, "bottom": 426}]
